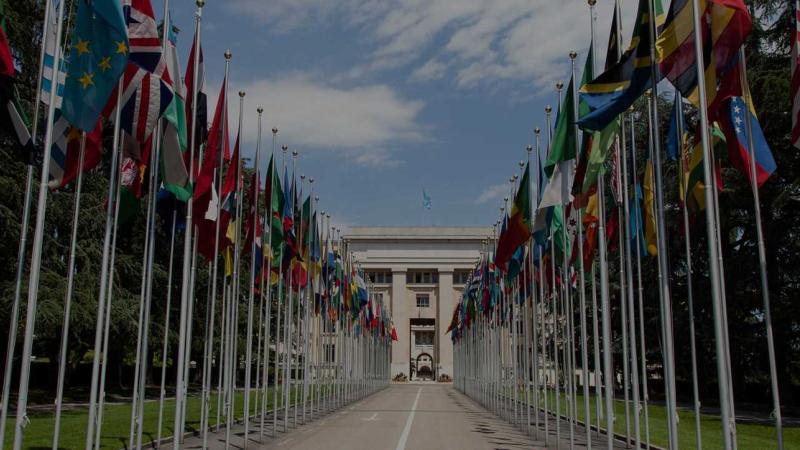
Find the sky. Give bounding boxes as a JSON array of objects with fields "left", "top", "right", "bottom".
[{"left": 168, "top": 0, "right": 638, "bottom": 231}]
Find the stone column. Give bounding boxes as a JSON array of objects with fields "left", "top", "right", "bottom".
[
  {"left": 437, "top": 270, "right": 454, "bottom": 379},
  {"left": 391, "top": 270, "right": 409, "bottom": 378}
]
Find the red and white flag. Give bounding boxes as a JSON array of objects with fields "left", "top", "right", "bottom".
[{"left": 793, "top": 0, "right": 800, "bottom": 149}]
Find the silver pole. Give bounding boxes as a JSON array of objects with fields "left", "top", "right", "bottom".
[
  {"left": 622, "top": 108, "right": 642, "bottom": 449},
  {"left": 156, "top": 211, "right": 178, "bottom": 448},
  {"left": 738, "top": 51, "right": 783, "bottom": 449},
  {"left": 10, "top": 0, "right": 66, "bottom": 446},
  {"left": 645, "top": 1, "right": 679, "bottom": 446},
  {"left": 0, "top": 0, "right": 54, "bottom": 438},
  {"left": 173, "top": 3, "right": 204, "bottom": 446},
  {"left": 243, "top": 104, "right": 262, "bottom": 448},
  {"left": 51, "top": 134, "right": 87, "bottom": 450}
]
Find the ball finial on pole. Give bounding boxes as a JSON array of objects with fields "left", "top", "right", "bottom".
[
  {"left": 224, "top": 49, "right": 232, "bottom": 60},
  {"left": 569, "top": 51, "right": 577, "bottom": 60},
  {"left": 292, "top": 150, "right": 298, "bottom": 158},
  {"left": 239, "top": 90, "right": 245, "bottom": 98},
  {"left": 534, "top": 127, "right": 541, "bottom": 135},
  {"left": 196, "top": 0, "right": 204, "bottom": 7},
  {"left": 281, "top": 145, "right": 288, "bottom": 153},
  {"left": 257, "top": 107, "right": 263, "bottom": 114},
  {"left": 526, "top": 145, "right": 532, "bottom": 153},
  {"left": 588, "top": 0, "right": 596, "bottom": 5},
  {"left": 556, "top": 81, "right": 564, "bottom": 91},
  {"left": 272, "top": 127, "right": 278, "bottom": 134},
  {"left": 545, "top": 105, "right": 552, "bottom": 114}
]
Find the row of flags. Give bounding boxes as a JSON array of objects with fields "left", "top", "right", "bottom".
[
  {"left": 450, "top": 0, "right": 787, "bottom": 342},
  {"left": 0, "top": 0, "right": 396, "bottom": 332}
]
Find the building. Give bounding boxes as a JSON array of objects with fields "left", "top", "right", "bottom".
[{"left": 346, "top": 227, "right": 492, "bottom": 381}]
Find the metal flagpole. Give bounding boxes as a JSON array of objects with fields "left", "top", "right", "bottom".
[
  {"left": 51, "top": 134, "right": 87, "bottom": 450},
  {"left": 737, "top": 51, "right": 783, "bottom": 449},
  {"left": 94, "top": 131, "right": 126, "bottom": 450},
  {"left": 9, "top": 0, "right": 66, "bottom": 446},
  {"left": 670, "top": 95, "right": 702, "bottom": 450},
  {"left": 629, "top": 116, "right": 651, "bottom": 448},
  {"left": 243, "top": 105, "right": 264, "bottom": 447},
  {"left": 226, "top": 92, "right": 246, "bottom": 449},
  {"left": 173, "top": 3, "right": 204, "bottom": 446},
  {"left": 622, "top": 107, "right": 642, "bottom": 449},
  {"left": 644, "top": 1, "right": 680, "bottom": 446},
  {"left": 529, "top": 137, "right": 541, "bottom": 438},
  {"left": 0, "top": 0, "right": 54, "bottom": 439},
  {"left": 156, "top": 210, "right": 178, "bottom": 448}
]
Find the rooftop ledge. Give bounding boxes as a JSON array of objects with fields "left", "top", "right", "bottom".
[{"left": 345, "top": 226, "right": 493, "bottom": 240}]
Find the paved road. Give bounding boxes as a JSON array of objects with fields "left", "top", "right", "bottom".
[{"left": 172, "top": 383, "right": 544, "bottom": 449}]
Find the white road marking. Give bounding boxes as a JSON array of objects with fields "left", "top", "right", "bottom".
[
  {"left": 277, "top": 438, "right": 294, "bottom": 446},
  {"left": 395, "top": 387, "right": 422, "bottom": 450},
  {"left": 362, "top": 412, "right": 379, "bottom": 421}
]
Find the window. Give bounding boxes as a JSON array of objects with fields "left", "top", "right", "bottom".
[
  {"left": 454, "top": 270, "right": 471, "bottom": 285},
  {"left": 415, "top": 331, "right": 434, "bottom": 346},
  {"left": 324, "top": 344, "right": 336, "bottom": 363},
  {"left": 367, "top": 271, "right": 391, "bottom": 284},
  {"left": 373, "top": 292, "right": 384, "bottom": 305},
  {"left": 406, "top": 271, "right": 439, "bottom": 284},
  {"left": 416, "top": 294, "right": 430, "bottom": 308}
]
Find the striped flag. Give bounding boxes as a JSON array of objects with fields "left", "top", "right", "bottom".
[
  {"left": 41, "top": 0, "right": 65, "bottom": 107},
  {"left": 48, "top": 111, "right": 103, "bottom": 190},
  {"left": 793, "top": 0, "right": 800, "bottom": 149},
  {"left": 656, "top": 0, "right": 751, "bottom": 108}
]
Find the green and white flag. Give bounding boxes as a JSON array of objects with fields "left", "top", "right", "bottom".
[{"left": 160, "top": 15, "right": 190, "bottom": 201}]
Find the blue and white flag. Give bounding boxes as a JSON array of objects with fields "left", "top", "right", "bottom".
[
  {"left": 422, "top": 189, "right": 432, "bottom": 210},
  {"left": 41, "top": 0, "right": 65, "bottom": 107}
]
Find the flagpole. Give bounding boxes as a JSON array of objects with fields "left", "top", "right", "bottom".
[
  {"left": 629, "top": 115, "right": 651, "bottom": 447},
  {"left": 243, "top": 106, "right": 264, "bottom": 447},
  {"left": 272, "top": 144, "right": 288, "bottom": 436},
  {"left": 583, "top": 4, "right": 605, "bottom": 440},
  {"left": 50, "top": 133, "right": 86, "bottom": 450},
  {"left": 670, "top": 95, "right": 702, "bottom": 450},
  {"left": 8, "top": 0, "right": 65, "bottom": 445},
  {"left": 260, "top": 126, "right": 277, "bottom": 438},
  {"left": 621, "top": 106, "right": 642, "bottom": 449},
  {"left": 644, "top": 2, "right": 680, "bottom": 446},
  {"left": 738, "top": 51, "right": 783, "bottom": 449},
  {"left": 156, "top": 210, "right": 178, "bottom": 448},
  {"left": 93, "top": 133, "right": 126, "bottom": 450},
  {"left": 0, "top": 0, "right": 55, "bottom": 439},
  {"left": 227, "top": 89, "right": 246, "bottom": 448},
  {"left": 173, "top": 2, "right": 204, "bottom": 446}
]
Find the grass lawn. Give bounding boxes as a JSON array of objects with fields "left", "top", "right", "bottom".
[
  {"left": 510, "top": 387, "right": 798, "bottom": 449},
  {"left": 2, "top": 386, "right": 313, "bottom": 449}
]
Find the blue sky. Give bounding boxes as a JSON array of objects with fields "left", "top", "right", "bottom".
[{"left": 169, "top": 0, "right": 635, "bottom": 230}]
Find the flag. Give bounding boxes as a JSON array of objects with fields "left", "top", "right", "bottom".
[
  {"left": 539, "top": 160, "right": 575, "bottom": 209},
  {"left": 193, "top": 76, "right": 228, "bottom": 202},
  {"left": 41, "top": 0, "right": 65, "bottom": 108},
  {"left": 61, "top": 0, "right": 128, "bottom": 131},
  {"left": 0, "top": 0, "right": 34, "bottom": 163},
  {"left": 160, "top": 15, "right": 190, "bottom": 201},
  {"left": 545, "top": 77, "right": 577, "bottom": 176},
  {"left": 267, "top": 156, "right": 285, "bottom": 260},
  {"left": 683, "top": 124, "right": 726, "bottom": 214},
  {"left": 243, "top": 170, "right": 261, "bottom": 254},
  {"left": 218, "top": 134, "right": 241, "bottom": 250},
  {"left": 793, "top": 0, "right": 800, "bottom": 150},
  {"left": 657, "top": 0, "right": 750, "bottom": 108},
  {"left": 717, "top": 95, "right": 776, "bottom": 187},
  {"left": 577, "top": 5, "right": 623, "bottom": 194},
  {"left": 666, "top": 93, "right": 686, "bottom": 161},
  {"left": 123, "top": 0, "right": 161, "bottom": 72},
  {"left": 578, "top": 0, "right": 664, "bottom": 131},
  {"left": 184, "top": 26, "right": 207, "bottom": 152},
  {"left": 642, "top": 159, "right": 658, "bottom": 256},
  {"left": 422, "top": 189, "right": 432, "bottom": 210},
  {"left": 495, "top": 163, "right": 532, "bottom": 271},
  {"left": 48, "top": 111, "right": 103, "bottom": 190},
  {"left": 105, "top": 62, "right": 173, "bottom": 149}
]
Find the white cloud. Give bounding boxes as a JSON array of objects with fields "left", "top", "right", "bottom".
[
  {"left": 209, "top": 74, "right": 425, "bottom": 167},
  {"left": 475, "top": 182, "right": 510, "bottom": 205},
  {"left": 226, "top": 0, "right": 639, "bottom": 91}
]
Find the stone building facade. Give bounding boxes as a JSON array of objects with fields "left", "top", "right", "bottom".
[{"left": 345, "top": 227, "right": 491, "bottom": 381}]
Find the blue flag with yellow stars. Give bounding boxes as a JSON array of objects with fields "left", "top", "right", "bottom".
[{"left": 62, "top": 0, "right": 128, "bottom": 131}]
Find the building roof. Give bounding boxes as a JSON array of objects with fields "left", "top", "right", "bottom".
[{"left": 346, "top": 226, "right": 493, "bottom": 241}]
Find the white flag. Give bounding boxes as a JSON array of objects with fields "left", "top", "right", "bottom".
[{"left": 538, "top": 159, "right": 575, "bottom": 209}]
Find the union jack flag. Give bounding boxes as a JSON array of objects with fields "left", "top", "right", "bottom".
[
  {"left": 109, "top": 62, "right": 174, "bottom": 149},
  {"left": 124, "top": 0, "right": 161, "bottom": 72}
]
